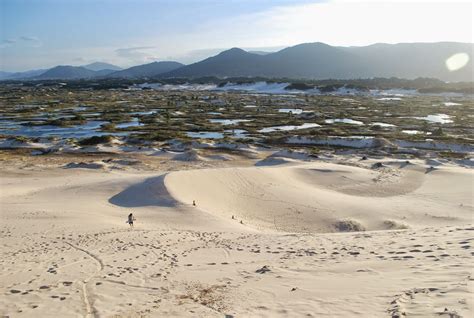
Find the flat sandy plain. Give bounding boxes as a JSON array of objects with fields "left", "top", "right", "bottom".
[{"left": 0, "top": 149, "right": 473, "bottom": 317}]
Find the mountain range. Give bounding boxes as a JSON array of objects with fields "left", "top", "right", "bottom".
[
  {"left": 36, "top": 65, "right": 107, "bottom": 80},
  {"left": 162, "top": 42, "right": 473, "bottom": 82},
  {"left": 0, "top": 69, "right": 48, "bottom": 80},
  {"left": 1, "top": 42, "right": 472, "bottom": 82}
]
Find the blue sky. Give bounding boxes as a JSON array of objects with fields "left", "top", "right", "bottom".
[{"left": 1, "top": 0, "right": 472, "bottom": 71}]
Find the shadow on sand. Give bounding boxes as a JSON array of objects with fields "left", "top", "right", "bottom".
[{"left": 109, "top": 174, "right": 178, "bottom": 208}]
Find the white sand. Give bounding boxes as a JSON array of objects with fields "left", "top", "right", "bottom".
[{"left": 0, "top": 155, "right": 473, "bottom": 317}]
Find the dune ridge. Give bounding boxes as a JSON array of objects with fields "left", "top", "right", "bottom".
[{"left": 164, "top": 161, "right": 472, "bottom": 233}]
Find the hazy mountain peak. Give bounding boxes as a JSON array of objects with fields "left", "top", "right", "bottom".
[
  {"left": 36, "top": 65, "right": 97, "bottom": 79},
  {"left": 82, "top": 62, "right": 122, "bottom": 71},
  {"left": 278, "top": 42, "right": 336, "bottom": 53},
  {"left": 106, "top": 61, "right": 184, "bottom": 79},
  {"left": 149, "top": 60, "right": 182, "bottom": 65},
  {"left": 248, "top": 51, "right": 273, "bottom": 55},
  {"left": 217, "top": 47, "right": 250, "bottom": 57},
  {"left": 297, "top": 42, "right": 330, "bottom": 47}
]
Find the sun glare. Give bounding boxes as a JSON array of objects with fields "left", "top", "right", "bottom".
[{"left": 445, "top": 53, "right": 470, "bottom": 71}]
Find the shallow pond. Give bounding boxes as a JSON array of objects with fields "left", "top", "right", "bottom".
[
  {"left": 209, "top": 119, "right": 253, "bottom": 125},
  {"left": 402, "top": 130, "right": 432, "bottom": 135},
  {"left": 278, "top": 108, "right": 303, "bottom": 114},
  {"left": 225, "top": 129, "right": 249, "bottom": 138},
  {"left": 130, "top": 110, "right": 157, "bottom": 116},
  {"left": 325, "top": 118, "right": 364, "bottom": 125},
  {"left": 116, "top": 118, "right": 144, "bottom": 128},
  {"left": 371, "top": 122, "right": 396, "bottom": 127},
  {"left": 414, "top": 114, "right": 453, "bottom": 124},
  {"left": 259, "top": 123, "right": 320, "bottom": 133},
  {"left": 0, "top": 120, "right": 129, "bottom": 138},
  {"left": 377, "top": 97, "right": 402, "bottom": 101},
  {"left": 186, "top": 132, "right": 224, "bottom": 139}
]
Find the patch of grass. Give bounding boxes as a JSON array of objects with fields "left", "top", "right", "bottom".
[
  {"left": 438, "top": 151, "right": 467, "bottom": 159},
  {"left": 78, "top": 135, "right": 113, "bottom": 146}
]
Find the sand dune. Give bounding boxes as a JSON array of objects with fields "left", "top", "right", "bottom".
[
  {"left": 1, "top": 155, "right": 473, "bottom": 317},
  {"left": 165, "top": 161, "right": 473, "bottom": 233}
]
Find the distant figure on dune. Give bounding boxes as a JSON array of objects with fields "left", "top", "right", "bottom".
[
  {"left": 193, "top": 200, "right": 196, "bottom": 206},
  {"left": 127, "top": 213, "right": 136, "bottom": 228}
]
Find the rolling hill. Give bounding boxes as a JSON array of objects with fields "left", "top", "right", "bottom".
[
  {"left": 106, "top": 61, "right": 184, "bottom": 78},
  {"left": 35, "top": 66, "right": 98, "bottom": 80}
]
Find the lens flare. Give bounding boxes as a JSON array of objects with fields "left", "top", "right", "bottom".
[{"left": 445, "top": 53, "right": 470, "bottom": 71}]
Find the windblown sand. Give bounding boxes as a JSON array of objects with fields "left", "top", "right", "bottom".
[{"left": 0, "top": 155, "right": 472, "bottom": 317}]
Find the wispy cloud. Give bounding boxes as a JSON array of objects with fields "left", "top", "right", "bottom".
[
  {"left": 1, "top": 35, "right": 42, "bottom": 49},
  {"left": 21, "top": 36, "right": 42, "bottom": 47},
  {"left": 0, "top": 39, "right": 17, "bottom": 48},
  {"left": 73, "top": 57, "right": 86, "bottom": 62},
  {"left": 115, "top": 46, "right": 158, "bottom": 63},
  {"left": 20, "top": 36, "right": 38, "bottom": 42}
]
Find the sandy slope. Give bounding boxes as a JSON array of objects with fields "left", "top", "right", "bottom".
[
  {"left": 0, "top": 157, "right": 473, "bottom": 317},
  {"left": 165, "top": 161, "right": 473, "bottom": 233}
]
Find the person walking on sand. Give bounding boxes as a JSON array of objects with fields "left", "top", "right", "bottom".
[{"left": 127, "top": 213, "right": 135, "bottom": 228}]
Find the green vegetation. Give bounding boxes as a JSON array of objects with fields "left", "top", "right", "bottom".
[
  {"left": 0, "top": 81, "right": 472, "bottom": 155},
  {"left": 78, "top": 135, "right": 113, "bottom": 145}
]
